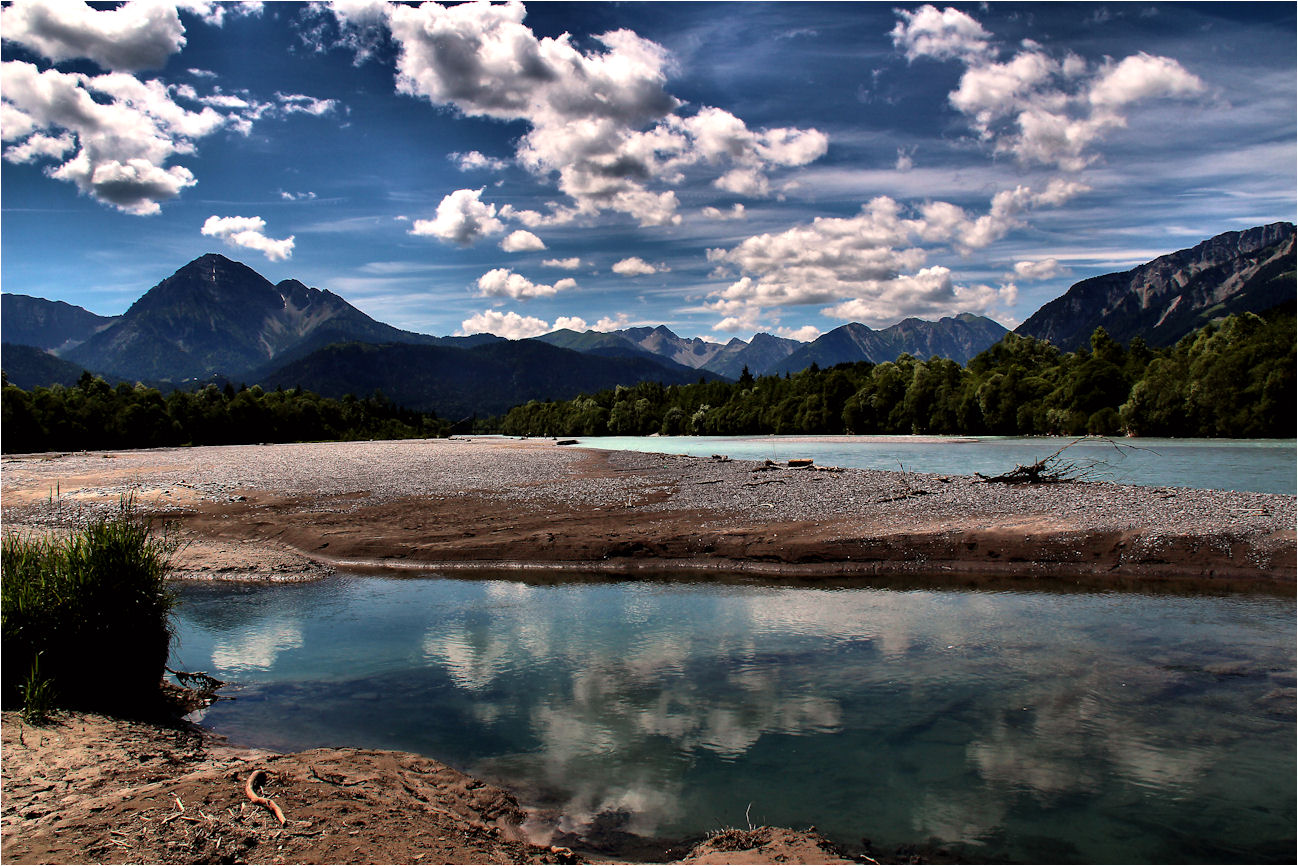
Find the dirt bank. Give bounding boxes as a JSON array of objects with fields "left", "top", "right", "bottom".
[{"left": 0, "top": 707, "right": 874, "bottom": 865}]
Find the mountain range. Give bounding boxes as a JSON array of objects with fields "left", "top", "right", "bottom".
[
  {"left": 3, "top": 222, "right": 1293, "bottom": 417},
  {"left": 1015, "top": 222, "right": 1295, "bottom": 351}
]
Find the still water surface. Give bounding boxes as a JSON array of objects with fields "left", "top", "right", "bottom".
[
  {"left": 172, "top": 575, "right": 1296, "bottom": 863},
  {"left": 568, "top": 435, "right": 1297, "bottom": 495}
]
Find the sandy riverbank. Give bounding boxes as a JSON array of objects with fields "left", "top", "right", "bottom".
[{"left": 2, "top": 437, "right": 1293, "bottom": 586}]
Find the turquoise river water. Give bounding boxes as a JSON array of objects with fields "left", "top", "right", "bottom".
[
  {"left": 172, "top": 575, "right": 1296, "bottom": 864},
  {"left": 565, "top": 435, "right": 1296, "bottom": 495}
]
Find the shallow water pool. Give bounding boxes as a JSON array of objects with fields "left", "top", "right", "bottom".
[{"left": 171, "top": 574, "right": 1296, "bottom": 863}]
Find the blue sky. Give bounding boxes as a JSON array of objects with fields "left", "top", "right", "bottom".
[{"left": 2, "top": 1, "right": 1294, "bottom": 341}]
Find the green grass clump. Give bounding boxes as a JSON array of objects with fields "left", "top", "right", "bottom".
[{"left": 2, "top": 499, "right": 178, "bottom": 718}]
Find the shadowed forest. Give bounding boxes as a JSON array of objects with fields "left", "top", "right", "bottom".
[
  {"left": 498, "top": 309, "right": 1295, "bottom": 439},
  {"left": 2, "top": 307, "right": 1292, "bottom": 454},
  {"left": 0, "top": 378, "right": 450, "bottom": 454}
]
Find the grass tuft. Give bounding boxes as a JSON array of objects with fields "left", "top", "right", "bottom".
[{"left": 2, "top": 496, "right": 178, "bottom": 719}]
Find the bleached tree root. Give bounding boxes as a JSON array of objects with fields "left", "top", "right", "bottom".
[{"left": 244, "top": 769, "right": 286, "bottom": 824}]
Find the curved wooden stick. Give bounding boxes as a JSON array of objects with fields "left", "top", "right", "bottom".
[{"left": 244, "top": 769, "right": 286, "bottom": 824}]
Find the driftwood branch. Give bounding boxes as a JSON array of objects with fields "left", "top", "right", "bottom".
[
  {"left": 974, "top": 436, "right": 1153, "bottom": 484},
  {"left": 166, "top": 666, "right": 225, "bottom": 693}
]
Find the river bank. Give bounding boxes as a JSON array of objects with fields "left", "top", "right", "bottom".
[
  {"left": 1, "top": 705, "right": 875, "bottom": 864},
  {"left": 2, "top": 437, "right": 1293, "bottom": 587}
]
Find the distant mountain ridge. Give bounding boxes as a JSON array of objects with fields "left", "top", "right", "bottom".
[
  {"left": 4, "top": 222, "right": 1294, "bottom": 419},
  {"left": 767, "top": 314, "right": 1009, "bottom": 374},
  {"left": 1016, "top": 222, "right": 1296, "bottom": 351},
  {"left": 1, "top": 293, "right": 119, "bottom": 352},
  {"left": 60, "top": 254, "right": 438, "bottom": 382},
  {"left": 257, "top": 339, "right": 719, "bottom": 419}
]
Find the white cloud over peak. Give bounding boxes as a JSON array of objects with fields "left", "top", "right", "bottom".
[
  {"left": 612, "top": 256, "right": 666, "bottom": 277},
  {"left": 476, "top": 268, "right": 576, "bottom": 299},
  {"left": 411, "top": 187, "right": 503, "bottom": 245},
  {"left": 896, "top": 5, "right": 1206, "bottom": 171},
  {"left": 1011, "top": 258, "right": 1064, "bottom": 281},
  {"left": 818, "top": 266, "right": 1013, "bottom": 325},
  {"left": 707, "top": 184, "right": 1073, "bottom": 327},
  {"left": 458, "top": 308, "right": 579, "bottom": 339},
  {"left": 201, "top": 214, "right": 295, "bottom": 261},
  {"left": 594, "top": 313, "right": 633, "bottom": 331},
  {"left": 499, "top": 230, "right": 547, "bottom": 252},
  {"left": 552, "top": 315, "right": 588, "bottom": 332},
  {"left": 776, "top": 324, "right": 822, "bottom": 342}
]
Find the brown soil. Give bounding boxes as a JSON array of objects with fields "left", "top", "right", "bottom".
[{"left": 0, "top": 707, "right": 861, "bottom": 865}]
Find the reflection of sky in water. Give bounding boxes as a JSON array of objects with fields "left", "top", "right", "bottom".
[
  {"left": 210, "top": 616, "right": 303, "bottom": 671},
  {"left": 173, "top": 576, "right": 1297, "bottom": 862}
]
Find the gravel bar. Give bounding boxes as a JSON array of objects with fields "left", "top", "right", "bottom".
[{"left": 2, "top": 437, "right": 1293, "bottom": 586}]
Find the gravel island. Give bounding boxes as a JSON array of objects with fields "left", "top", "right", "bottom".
[{"left": 2, "top": 437, "right": 1293, "bottom": 587}]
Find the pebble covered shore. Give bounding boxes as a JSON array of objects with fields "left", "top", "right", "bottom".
[
  {"left": 4, "top": 436, "right": 1291, "bottom": 531},
  {"left": 2, "top": 436, "right": 1293, "bottom": 582}
]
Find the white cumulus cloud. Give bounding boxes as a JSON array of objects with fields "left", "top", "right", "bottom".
[
  {"left": 891, "top": 4, "right": 992, "bottom": 64},
  {"left": 499, "top": 230, "right": 547, "bottom": 252},
  {"left": 702, "top": 203, "right": 747, "bottom": 221},
  {"left": 476, "top": 268, "right": 576, "bottom": 299},
  {"left": 542, "top": 257, "right": 583, "bottom": 269},
  {"left": 1011, "top": 258, "right": 1065, "bottom": 281},
  {"left": 335, "top": 0, "right": 827, "bottom": 229},
  {"left": 612, "top": 256, "right": 665, "bottom": 277},
  {"left": 0, "top": 3, "right": 308, "bottom": 215},
  {"left": 1, "top": 60, "right": 232, "bottom": 214},
  {"left": 201, "top": 214, "right": 295, "bottom": 261},
  {"left": 275, "top": 91, "right": 339, "bottom": 116},
  {"left": 896, "top": 5, "right": 1206, "bottom": 171},
  {"left": 0, "top": 0, "right": 187, "bottom": 72},
  {"left": 452, "top": 150, "right": 511, "bottom": 171},
  {"left": 410, "top": 187, "right": 504, "bottom": 245}
]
